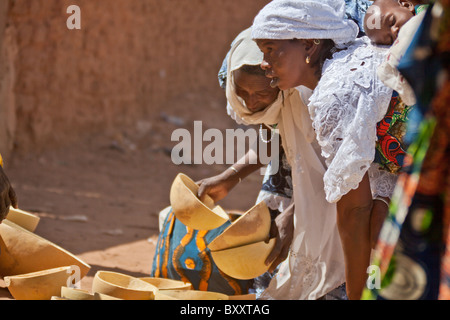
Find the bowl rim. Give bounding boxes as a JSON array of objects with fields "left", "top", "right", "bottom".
[
  {"left": 94, "top": 271, "right": 159, "bottom": 292},
  {"left": 4, "top": 266, "right": 71, "bottom": 280}
]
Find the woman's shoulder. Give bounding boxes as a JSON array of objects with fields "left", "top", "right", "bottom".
[
  {"left": 308, "top": 36, "right": 393, "bottom": 130},
  {"left": 322, "top": 36, "right": 389, "bottom": 77},
  {"left": 312, "top": 36, "right": 391, "bottom": 110}
]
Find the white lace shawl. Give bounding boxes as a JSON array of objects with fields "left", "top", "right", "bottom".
[{"left": 307, "top": 36, "right": 396, "bottom": 203}]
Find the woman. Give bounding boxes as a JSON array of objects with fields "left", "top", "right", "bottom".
[
  {"left": 251, "top": 0, "right": 399, "bottom": 299},
  {"left": 200, "top": 27, "right": 348, "bottom": 300},
  {"left": 152, "top": 28, "right": 292, "bottom": 297}
]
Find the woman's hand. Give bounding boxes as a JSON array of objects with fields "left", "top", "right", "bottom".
[
  {"left": 265, "top": 202, "right": 295, "bottom": 273},
  {"left": 0, "top": 165, "right": 18, "bottom": 222},
  {"left": 196, "top": 169, "right": 240, "bottom": 203}
]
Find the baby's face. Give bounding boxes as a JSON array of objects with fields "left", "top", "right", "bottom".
[{"left": 364, "top": 0, "right": 415, "bottom": 45}]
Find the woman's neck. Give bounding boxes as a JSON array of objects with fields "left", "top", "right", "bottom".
[{"left": 300, "top": 67, "right": 320, "bottom": 91}]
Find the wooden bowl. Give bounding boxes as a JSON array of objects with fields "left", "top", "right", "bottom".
[
  {"left": 5, "top": 207, "right": 40, "bottom": 232},
  {"left": 61, "top": 286, "right": 95, "bottom": 300},
  {"left": 60, "top": 286, "right": 122, "bottom": 300},
  {"left": 157, "top": 289, "right": 229, "bottom": 300},
  {"left": 210, "top": 238, "right": 276, "bottom": 280},
  {"left": 92, "top": 292, "right": 122, "bottom": 300},
  {"left": 92, "top": 271, "right": 158, "bottom": 300},
  {"left": 229, "top": 293, "right": 256, "bottom": 300},
  {"left": 169, "top": 173, "right": 229, "bottom": 230},
  {"left": 139, "top": 277, "right": 192, "bottom": 290},
  {"left": 207, "top": 201, "right": 271, "bottom": 251},
  {"left": 4, "top": 266, "right": 72, "bottom": 300},
  {"left": 0, "top": 220, "right": 90, "bottom": 278}
]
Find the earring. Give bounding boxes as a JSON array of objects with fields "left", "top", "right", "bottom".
[
  {"left": 306, "top": 56, "right": 310, "bottom": 64},
  {"left": 314, "top": 39, "right": 320, "bottom": 45}
]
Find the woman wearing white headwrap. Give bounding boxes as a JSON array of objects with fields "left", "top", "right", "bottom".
[
  {"left": 200, "top": 27, "right": 348, "bottom": 300},
  {"left": 252, "top": 0, "right": 398, "bottom": 299}
]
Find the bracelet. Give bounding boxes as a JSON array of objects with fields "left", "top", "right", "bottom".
[
  {"left": 229, "top": 166, "right": 242, "bottom": 183},
  {"left": 374, "top": 197, "right": 390, "bottom": 207}
]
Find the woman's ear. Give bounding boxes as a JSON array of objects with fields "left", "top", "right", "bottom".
[
  {"left": 398, "top": 0, "right": 415, "bottom": 13},
  {"left": 301, "top": 39, "right": 320, "bottom": 58}
]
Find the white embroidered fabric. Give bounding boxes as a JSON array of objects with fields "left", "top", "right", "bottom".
[
  {"left": 307, "top": 36, "right": 394, "bottom": 203},
  {"left": 368, "top": 163, "right": 398, "bottom": 199}
]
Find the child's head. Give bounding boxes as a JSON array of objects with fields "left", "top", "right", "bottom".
[{"left": 364, "top": 0, "right": 415, "bottom": 45}]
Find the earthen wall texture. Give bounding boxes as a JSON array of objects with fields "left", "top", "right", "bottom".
[{"left": 0, "top": 0, "right": 269, "bottom": 158}]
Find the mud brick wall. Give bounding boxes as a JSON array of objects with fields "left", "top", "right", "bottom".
[{"left": 0, "top": 0, "right": 269, "bottom": 158}]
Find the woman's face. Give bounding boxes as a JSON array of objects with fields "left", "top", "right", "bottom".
[
  {"left": 256, "top": 39, "right": 309, "bottom": 90},
  {"left": 233, "top": 68, "right": 280, "bottom": 113}
]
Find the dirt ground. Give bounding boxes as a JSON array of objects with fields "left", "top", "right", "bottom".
[{"left": 0, "top": 111, "right": 264, "bottom": 299}]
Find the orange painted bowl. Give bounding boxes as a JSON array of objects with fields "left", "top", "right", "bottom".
[{"left": 169, "top": 173, "right": 229, "bottom": 230}]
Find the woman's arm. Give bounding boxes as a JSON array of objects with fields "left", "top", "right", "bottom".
[
  {"left": 336, "top": 172, "right": 373, "bottom": 300},
  {"left": 264, "top": 200, "right": 295, "bottom": 273}
]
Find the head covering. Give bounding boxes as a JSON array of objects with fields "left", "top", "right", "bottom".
[
  {"left": 225, "top": 27, "right": 283, "bottom": 126},
  {"left": 251, "top": 0, "right": 358, "bottom": 47}
]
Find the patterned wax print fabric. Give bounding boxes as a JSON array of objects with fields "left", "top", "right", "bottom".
[
  {"left": 151, "top": 207, "right": 252, "bottom": 295},
  {"left": 362, "top": 1, "right": 450, "bottom": 300},
  {"left": 375, "top": 91, "right": 413, "bottom": 174}
]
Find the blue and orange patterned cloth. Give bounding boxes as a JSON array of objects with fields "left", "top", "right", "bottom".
[{"left": 151, "top": 208, "right": 252, "bottom": 295}]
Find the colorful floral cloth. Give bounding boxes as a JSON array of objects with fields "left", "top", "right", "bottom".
[{"left": 375, "top": 91, "right": 413, "bottom": 174}]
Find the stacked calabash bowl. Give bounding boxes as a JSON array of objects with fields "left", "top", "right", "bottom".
[
  {"left": 207, "top": 201, "right": 276, "bottom": 280},
  {"left": 0, "top": 208, "right": 91, "bottom": 300},
  {"left": 53, "top": 271, "right": 255, "bottom": 300},
  {"left": 55, "top": 271, "right": 236, "bottom": 300},
  {"left": 169, "top": 173, "right": 230, "bottom": 230},
  {"left": 169, "top": 172, "right": 276, "bottom": 281}
]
